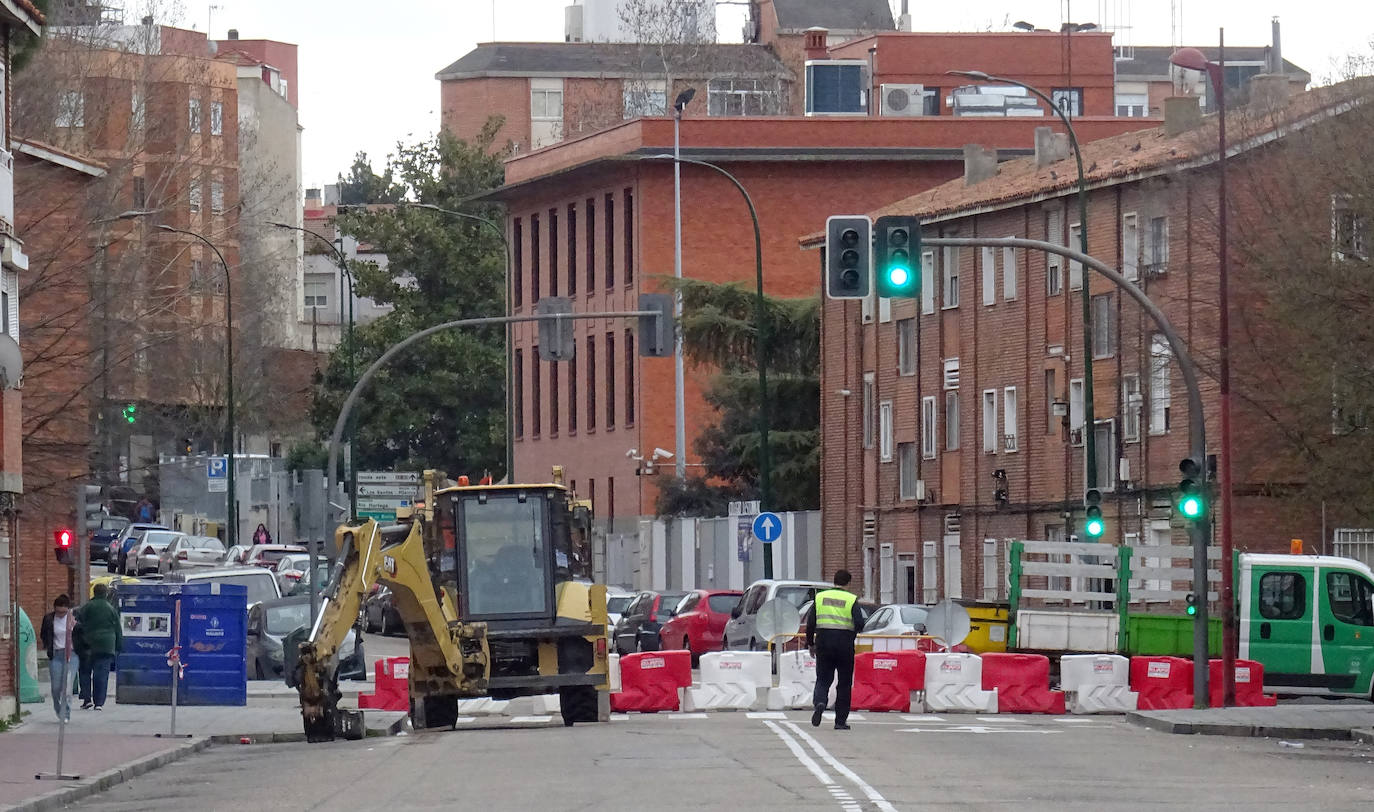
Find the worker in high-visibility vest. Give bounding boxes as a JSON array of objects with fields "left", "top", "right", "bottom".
[{"left": 804, "top": 570, "right": 867, "bottom": 730}]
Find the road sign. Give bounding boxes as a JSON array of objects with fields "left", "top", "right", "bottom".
[
  {"left": 357, "top": 498, "right": 411, "bottom": 512},
  {"left": 752, "top": 512, "right": 782, "bottom": 543},
  {"left": 357, "top": 484, "right": 420, "bottom": 498},
  {"left": 207, "top": 457, "right": 228, "bottom": 493},
  {"left": 357, "top": 471, "right": 420, "bottom": 485},
  {"left": 358, "top": 509, "right": 397, "bottom": 522}
]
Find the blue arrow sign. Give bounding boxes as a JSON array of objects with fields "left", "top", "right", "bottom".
[
  {"left": 752, "top": 512, "right": 783, "bottom": 543},
  {"left": 207, "top": 457, "right": 228, "bottom": 478}
]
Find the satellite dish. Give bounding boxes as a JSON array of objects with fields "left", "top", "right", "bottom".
[
  {"left": 0, "top": 334, "right": 21, "bottom": 390},
  {"left": 755, "top": 597, "right": 801, "bottom": 644},
  {"left": 924, "top": 599, "right": 972, "bottom": 649}
]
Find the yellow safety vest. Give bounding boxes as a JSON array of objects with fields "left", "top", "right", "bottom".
[{"left": 814, "top": 589, "right": 857, "bottom": 631}]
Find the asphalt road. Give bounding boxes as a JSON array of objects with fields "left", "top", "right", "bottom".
[{"left": 73, "top": 712, "right": 1374, "bottom": 810}]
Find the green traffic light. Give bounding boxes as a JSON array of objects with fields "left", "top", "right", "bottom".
[
  {"left": 888, "top": 267, "right": 910, "bottom": 286},
  {"left": 1179, "top": 494, "right": 1204, "bottom": 518},
  {"left": 122, "top": 403, "right": 137, "bottom": 424},
  {"left": 1085, "top": 517, "right": 1104, "bottom": 537},
  {"left": 1185, "top": 603, "right": 1197, "bottom": 616}
]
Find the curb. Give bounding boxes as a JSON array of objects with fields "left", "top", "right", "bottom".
[
  {"left": 1126, "top": 711, "right": 1354, "bottom": 741},
  {"left": 1351, "top": 728, "right": 1374, "bottom": 745},
  {"left": 7, "top": 738, "right": 211, "bottom": 812}
]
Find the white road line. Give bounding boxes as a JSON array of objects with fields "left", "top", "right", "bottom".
[
  {"left": 509, "top": 715, "right": 554, "bottom": 723},
  {"left": 667, "top": 713, "right": 710, "bottom": 719},
  {"left": 763, "top": 720, "right": 835, "bottom": 787},
  {"left": 901, "top": 714, "right": 943, "bottom": 722},
  {"left": 781, "top": 721, "right": 900, "bottom": 812},
  {"left": 747, "top": 711, "right": 788, "bottom": 719}
]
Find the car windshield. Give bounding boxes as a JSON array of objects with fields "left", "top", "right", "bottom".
[
  {"left": 201, "top": 574, "right": 276, "bottom": 606},
  {"left": 775, "top": 586, "right": 815, "bottom": 610},
  {"left": 460, "top": 493, "right": 548, "bottom": 616},
  {"left": 253, "top": 549, "right": 297, "bottom": 564},
  {"left": 193, "top": 538, "right": 225, "bottom": 553},
  {"left": 264, "top": 603, "right": 311, "bottom": 636},
  {"left": 606, "top": 596, "right": 633, "bottom": 614},
  {"left": 900, "top": 606, "right": 928, "bottom": 626},
  {"left": 708, "top": 594, "right": 741, "bottom": 613},
  {"left": 143, "top": 532, "right": 179, "bottom": 550}
]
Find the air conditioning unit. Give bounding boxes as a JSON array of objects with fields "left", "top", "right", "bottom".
[
  {"left": 881, "top": 83, "right": 925, "bottom": 116},
  {"left": 914, "top": 479, "right": 926, "bottom": 501}
]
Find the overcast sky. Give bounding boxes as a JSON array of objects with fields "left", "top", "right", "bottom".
[{"left": 158, "top": 0, "right": 1374, "bottom": 189}]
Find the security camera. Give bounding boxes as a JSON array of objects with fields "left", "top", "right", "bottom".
[
  {"left": 651, "top": 447, "right": 674, "bottom": 460},
  {"left": 626, "top": 448, "right": 640, "bottom": 459}
]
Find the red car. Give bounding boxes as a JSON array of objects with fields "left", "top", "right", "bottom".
[{"left": 658, "top": 589, "right": 743, "bottom": 662}]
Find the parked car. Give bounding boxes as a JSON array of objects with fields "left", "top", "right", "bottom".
[
  {"left": 162, "top": 565, "right": 283, "bottom": 608},
  {"left": 658, "top": 589, "right": 743, "bottom": 663},
  {"left": 862, "top": 604, "right": 930, "bottom": 637},
  {"left": 271, "top": 554, "right": 314, "bottom": 593},
  {"left": 108, "top": 523, "right": 169, "bottom": 573},
  {"left": 362, "top": 584, "right": 404, "bottom": 635},
  {"left": 603, "top": 587, "right": 633, "bottom": 641},
  {"left": 781, "top": 598, "right": 879, "bottom": 652},
  {"left": 723, "top": 579, "right": 833, "bottom": 651},
  {"left": 286, "top": 562, "right": 331, "bottom": 597},
  {"left": 247, "top": 595, "right": 365, "bottom": 682},
  {"left": 244, "top": 544, "right": 308, "bottom": 569},
  {"left": 222, "top": 544, "right": 252, "bottom": 566},
  {"left": 612, "top": 590, "right": 688, "bottom": 655},
  {"left": 158, "top": 535, "right": 227, "bottom": 574},
  {"left": 125, "top": 530, "right": 185, "bottom": 576},
  {"left": 88, "top": 515, "right": 129, "bottom": 563}
]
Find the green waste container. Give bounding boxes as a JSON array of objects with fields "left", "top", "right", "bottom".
[{"left": 18, "top": 608, "right": 42, "bottom": 703}]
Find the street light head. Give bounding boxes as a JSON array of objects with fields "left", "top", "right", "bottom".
[
  {"left": 674, "top": 87, "right": 695, "bottom": 113},
  {"left": 1169, "top": 47, "right": 1211, "bottom": 72},
  {"left": 946, "top": 69, "right": 992, "bottom": 82}
]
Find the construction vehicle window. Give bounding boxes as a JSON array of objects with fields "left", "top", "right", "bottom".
[
  {"left": 462, "top": 494, "right": 548, "bottom": 616},
  {"left": 1327, "top": 572, "right": 1374, "bottom": 626}
]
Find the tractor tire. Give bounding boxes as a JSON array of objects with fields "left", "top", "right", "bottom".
[
  {"left": 413, "top": 694, "right": 459, "bottom": 730},
  {"left": 559, "top": 685, "right": 600, "bottom": 726}
]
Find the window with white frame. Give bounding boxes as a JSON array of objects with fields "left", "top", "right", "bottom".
[
  {"left": 1046, "top": 209, "right": 1063, "bottom": 295},
  {"left": 706, "top": 78, "right": 782, "bottom": 116},
  {"left": 1, "top": 271, "right": 17, "bottom": 341},
  {"left": 1332, "top": 195, "right": 1369, "bottom": 261},
  {"left": 1068, "top": 222, "right": 1083, "bottom": 289},
  {"left": 1122, "top": 374, "right": 1142, "bottom": 442},
  {"left": 1003, "top": 387, "right": 1018, "bottom": 451},
  {"left": 1149, "top": 335, "right": 1171, "bottom": 433},
  {"left": 921, "top": 396, "right": 937, "bottom": 459},
  {"left": 189, "top": 98, "right": 202, "bottom": 133},
  {"left": 922, "top": 541, "right": 938, "bottom": 604},
  {"left": 1122, "top": 213, "right": 1140, "bottom": 280},
  {"left": 1069, "top": 378, "right": 1085, "bottom": 441},
  {"left": 921, "top": 250, "right": 936, "bottom": 314},
  {"left": 1145, "top": 215, "right": 1169, "bottom": 272},
  {"left": 1115, "top": 93, "right": 1147, "bottom": 117},
  {"left": 943, "top": 357, "right": 960, "bottom": 389},
  {"left": 981, "top": 247, "right": 996, "bottom": 305},
  {"left": 945, "top": 391, "right": 960, "bottom": 451},
  {"left": 941, "top": 246, "right": 959, "bottom": 308},
  {"left": 304, "top": 279, "right": 329, "bottom": 308},
  {"left": 210, "top": 100, "right": 223, "bottom": 135},
  {"left": 879, "top": 400, "right": 894, "bottom": 461},
  {"left": 210, "top": 181, "right": 225, "bottom": 215},
  {"left": 622, "top": 80, "right": 667, "bottom": 118},
  {"left": 531, "top": 83, "right": 563, "bottom": 120},
  {"left": 1002, "top": 245, "right": 1017, "bottom": 300},
  {"left": 898, "top": 443, "right": 917, "bottom": 499},
  {"left": 1094, "top": 419, "right": 1117, "bottom": 491},
  {"left": 188, "top": 179, "right": 202, "bottom": 213},
  {"left": 982, "top": 390, "right": 998, "bottom": 453},
  {"left": 1091, "top": 293, "right": 1116, "bottom": 357},
  {"left": 862, "top": 373, "right": 875, "bottom": 449},
  {"left": 1051, "top": 87, "right": 1083, "bottom": 116},
  {"left": 897, "top": 318, "right": 915, "bottom": 375},
  {"left": 57, "top": 90, "right": 84, "bottom": 128},
  {"left": 982, "top": 539, "right": 1001, "bottom": 600}
]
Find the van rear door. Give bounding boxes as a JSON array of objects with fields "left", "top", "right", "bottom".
[{"left": 1317, "top": 565, "right": 1374, "bottom": 698}]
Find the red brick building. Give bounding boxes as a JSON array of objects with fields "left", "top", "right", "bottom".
[
  {"left": 810, "top": 80, "right": 1361, "bottom": 606},
  {"left": 478, "top": 113, "right": 1156, "bottom": 519}
]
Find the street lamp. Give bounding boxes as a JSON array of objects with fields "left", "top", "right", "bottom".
[
  {"left": 947, "top": 69, "right": 1099, "bottom": 497},
  {"left": 271, "top": 221, "right": 358, "bottom": 518},
  {"left": 670, "top": 87, "right": 695, "bottom": 482},
  {"left": 112, "top": 210, "right": 237, "bottom": 546},
  {"left": 1170, "top": 34, "right": 1236, "bottom": 706}
]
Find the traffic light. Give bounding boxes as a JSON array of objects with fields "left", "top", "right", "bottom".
[
  {"left": 825, "top": 215, "right": 871, "bottom": 299},
  {"left": 78, "top": 483, "right": 102, "bottom": 534},
  {"left": 122, "top": 403, "right": 137, "bottom": 424},
  {"left": 638, "top": 293, "right": 673, "bottom": 358},
  {"left": 1177, "top": 456, "right": 1207, "bottom": 520},
  {"left": 1083, "top": 488, "right": 1104, "bottom": 538},
  {"left": 182, "top": 437, "right": 193, "bottom": 455},
  {"left": 53, "top": 527, "right": 75, "bottom": 566},
  {"left": 1185, "top": 593, "right": 1198, "bottom": 616},
  {"left": 874, "top": 215, "right": 921, "bottom": 299}
]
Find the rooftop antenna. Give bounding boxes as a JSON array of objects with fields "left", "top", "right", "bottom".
[{"left": 208, "top": 3, "right": 222, "bottom": 38}]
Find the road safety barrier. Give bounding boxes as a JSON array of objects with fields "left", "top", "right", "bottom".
[
  {"left": 922, "top": 653, "right": 998, "bottom": 713},
  {"left": 767, "top": 649, "right": 823, "bottom": 710},
  {"left": 1129, "top": 655, "right": 1195, "bottom": 710},
  {"left": 358, "top": 656, "right": 409, "bottom": 712},
  {"left": 684, "top": 651, "right": 772, "bottom": 711},
  {"left": 608, "top": 652, "right": 622, "bottom": 693},
  {"left": 857, "top": 634, "right": 945, "bottom": 654},
  {"left": 1060, "top": 654, "right": 1138, "bottom": 714},
  {"left": 851, "top": 650, "right": 925, "bottom": 712},
  {"left": 610, "top": 650, "right": 693, "bottom": 713},
  {"left": 980, "top": 653, "right": 1065, "bottom": 714},
  {"left": 1208, "top": 659, "right": 1277, "bottom": 708}
]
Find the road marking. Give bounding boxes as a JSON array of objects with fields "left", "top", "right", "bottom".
[
  {"left": 454, "top": 717, "right": 477, "bottom": 724},
  {"left": 820, "top": 711, "right": 865, "bottom": 721},
  {"left": 1052, "top": 717, "right": 1099, "bottom": 723},
  {"left": 747, "top": 711, "right": 788, "bottom": 719},
  {"left": 765, "top": 721, "right": 865, "bottom": 812},
  {"left": 781, "top": 721, "right": 899, "bottom": 812},
  {"left": 610, "top": 713, "right": 630, "bottom": 720},
  {"left": 667, "top": 713, "right": 710, "bottom": 719},
  {"left": 901, "top": 715, "right": 944, "bottom": 722},
  {"left": 509, "top": 715, "right": 554, "bottom": 724},
  {"left": 896, "top": 725, "right": 1059, "bottom": 734}
]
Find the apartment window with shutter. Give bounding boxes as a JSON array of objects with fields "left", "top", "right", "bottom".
[
  {"left": 624, "top": 189, "right": 634, "bottom": 285},
  {"left": 1045, "top": 368, "right": 1059, "bottom": 434},
  {"left": 1003, "top": 387, "right": 1018, "bottom": 452},
  {"left": 605, "top": 331, "right": 616, "bottom": 428},
  {"left": 1069, "top": 223, "right": 1083, "bottom": 289},
  {"left": 1145, "top": 215, "right": 1169, "bottom": 272},
  {"left": 189, "top": 98, "right": 202, "bottom": 133},
  {"left": 531, "top": 347, "right": 542, "bottom": 438},
  {"left": 945, "top": 391, "right": 960, "bottom": 451},
  {"left": 1070, "top": 378, "right": 1085, "bottom": 442},
  {"left": 983, "top": 539, "right": 1001, "bottom": 600},
  {"left": 922, "top": 541, "right": 938, "bottom": 604},
  {"left": 943, "top": 357, "right": 959, "bottom": 389},
  {"left": 982, "top": 390, "right": 998, "bottom": 453},
  {"left": 585, "top": 198, "right": 596, "bottom": 294},
  {"left": 513, "top": 218, "right": 524, "bottom": 308},
  {"left": 514, "top": 349, "right": 525, "bottom": 439},
  {"left": 1122, "top": 213, "right": 1140, "bottom": 280},
  {"left": 862, "top": 374, "right": 875, "bottom": 449},
  {"left": 981, "top": 247, "right": 996, "bottom": 305},
  {"left": 897, "top": 318, "right": 915, "bottom": 375},
  {"left": 605, "top": 192, "right": 615, "bottom": 290},
  {"left": 587, "top": 335, "right": 597, "bottom": 431},
  {"left": 1046, "top": 210, "right": 1063, "bottom": 295},
  {"left": 568, "top": 345, "right": 578, "bottom": 434},
  {"left": 211, "top": 100, "right": 223, "bottom": 135},
  {"left": 548, "top": 208, "right": 559, "bottom": 297},
  {"left": 921, "top": 396, "right": 937, "bottom": 459},
  {"left": 1122, "top": 374, "right": 1142, "bottom": 442},
  {"left": 625, "top": 329, "right": 635, "bottom": 425},
  {"left": 921, "top": 250, "right": 936, "bottom": 314},
  {"left": 189, "top": 180, "right": 201, "bottom": 214},
  {"left": 941, "top": 246, "right": 959, "bottom": 308},
  {"left": 567, "top": 204, "right": 578, "bottom": 296},
  {"left": 1002, "top": 246, "right": 1017, "bottom": 300},
  {"left": 1091, "top": 294, "right": 1115, "bottom": 357},
  {"left": 531, "top": 213, "right": 542, "bottom": 303},
  {"left": 879, "top": 400, "right": 894, "bottom": 461},
  {"left": 211, "top": 181, "right": 224, "bottom": 215},
  {"left": 1095, "top": 419, "right": 1117, "bottom": 492},
  {"left": 898, "top": 443, "right": 917, "bottom": 499},
  {"left": 1150, "top": 334, "right": 1171, "bottom": 434},
  {"left": 550, "top": 360, "right": 560, "bottom": 436}
]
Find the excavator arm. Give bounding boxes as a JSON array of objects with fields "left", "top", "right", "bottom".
[{"left": 295, "top": 517, "right": 490, "bottom": 742}]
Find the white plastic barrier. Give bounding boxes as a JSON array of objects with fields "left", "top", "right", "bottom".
[
  {"left": 767, "top": 650, "right": 837, "bottom": 710},
  {"left": 684, "top": 651, "right": 772, "bottom": 711},
  {"left": 454, "top": 694, "right": 562, "bottom": 717},
  {"left": 1059, "top": 653, "right": 1138, "bottom": 714},
  {"left": 457, "top": 697, "right": 511, "bottom": 716},
  {"left": 923, "top": 653, "right": 998, "bottom": 713},
  {"left": 609, "top": 652, "right": 622, "bottom": 694}
]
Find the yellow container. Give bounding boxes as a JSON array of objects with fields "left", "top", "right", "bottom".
[{"left": 956, "top": 601, "right": 1010, "bottom": 654}]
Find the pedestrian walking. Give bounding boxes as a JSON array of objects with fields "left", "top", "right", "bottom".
[
  {"left": 39, "top": 595, "right": 78, "bottom": 721},
  {"left": 75, "top": 583, "right": 123, "bottom": 710},
  {"left": 74, "top": 609, "right": 93, "bottom": 709},
  {"left": 253, "top": 522, "right": 273, "bottom": 545},
  {"left": 805, "top": 570, "right": 867, "bottom": 730}
]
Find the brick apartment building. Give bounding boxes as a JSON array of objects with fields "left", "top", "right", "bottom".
[
  {"left": 810, "top": 79, "right": 1365, "bottom": 606},
  {"left": 1114, "top": 45, "right": 1309, "bottom": 118},
  {"left": 477, "top": 112, "right": 1155, "bottom": 519}
]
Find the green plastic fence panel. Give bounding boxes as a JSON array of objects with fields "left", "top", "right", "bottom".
[{"left": 1125, "top": 613, "right": 1222, "bottom": 657}]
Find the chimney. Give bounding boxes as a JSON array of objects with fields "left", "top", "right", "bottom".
[
  {"left": 1248, "top": 74, "right": 1292, "bottom": 111},
  {"left": 1269, "top": 17, "right": 1283, "bottom": 74},
  {"left": 1034, "top": 126, "right": 1070, "bottom": 168},
  {"left": 803, "top": 27, "right": 828, "bottom": 61},
  {"left": 898, "top": 0, "right": 912, "bottom": 31},
  {"left": 1163, "top": 96, "right": 1201, "bottom": 136},
  {"left": 227, "top": 28, "right": 239, "bottom": 40},
  {"left": 963, "top": 144, "right": 999, "bottom": 186}
]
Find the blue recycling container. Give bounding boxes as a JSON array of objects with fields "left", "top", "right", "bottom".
[{"left": 116, "top": 582, "right": 247, "bottom": 706}]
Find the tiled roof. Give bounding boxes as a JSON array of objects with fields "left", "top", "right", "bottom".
[
  {"left": 1116, "top": 45, "right": 1309, "bottom": 83},
  {"left": 771, "top": 0, "right": 894, "bottom": 32},
  {"left": 15, "top": 0, "right": 43, "bottom": 24},
  {"left": 802, "top": 80, "right": 1372, "bottom": 244},
  {"left": 436, "top": 42, "right": 790, "bottom": 81}
]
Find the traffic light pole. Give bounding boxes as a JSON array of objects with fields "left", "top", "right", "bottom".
[{"left": 924, "top": 236, "right": 1211, "bottom": 706}]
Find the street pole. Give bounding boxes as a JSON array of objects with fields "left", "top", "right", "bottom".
[
  {"left": 1215, "top": 29, "right": 1237, "bottom": 707},
  {"left": 672, "top": 97, "right": 689, "bottom": 481}
]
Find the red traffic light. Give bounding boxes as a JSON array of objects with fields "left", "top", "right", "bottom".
[{"left": 54, "top": 528, "right": 73, "bottom": 547}]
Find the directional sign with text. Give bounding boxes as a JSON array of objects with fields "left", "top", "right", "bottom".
[{"left": 752, "top": 512, "right": 782, "bottom": 543}]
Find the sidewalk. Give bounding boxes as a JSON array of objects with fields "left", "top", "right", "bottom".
[{"left": 1128, "top": 703, "right": 1374, "bottom": 740}]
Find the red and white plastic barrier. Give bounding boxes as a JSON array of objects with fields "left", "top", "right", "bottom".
[
  {"left": 923, "top": 653, "right": 997, "bottom": 713},
  {"left": 980, "top": 653, "right": 1065, "bottom": 714},
  {"left": 1208, "top": 658, "right": 1278, "bottom": 708},
  {"left": 684, "top": 651, "right": 771, "bottom": 711},
  {"left": 610, "top": 650, "right": 693, "bottom": 713},
  {"left": 1129, "top": 655, "right": 1195, "bottom": 710},
  {"left": 1060, "top": 654, "right": 1138, "bottom": 714},
  {"left": 851, "top": 650, "right": 925, "bottom": 712},
  {"left": 358, "top": 656, "right": 409, "bottom": 711},
  {"left": 767, "top": 650, "right": 835, "bottom": 710}
]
